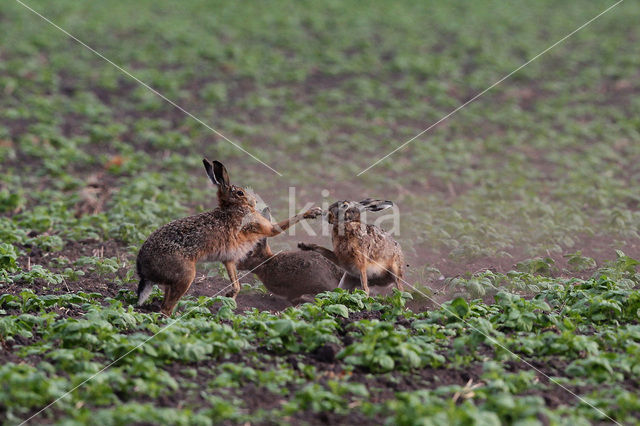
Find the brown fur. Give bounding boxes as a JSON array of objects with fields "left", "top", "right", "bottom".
[
  {"left": 237, "top": 238, "right": 343, "bottom": 303},
  {"left": 298, "top": 199, "right": 405, "bottom": 295},
  {"left": 136, "top": 159, "right": 321, "bottom": 316}
]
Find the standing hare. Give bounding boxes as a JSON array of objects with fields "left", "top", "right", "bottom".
[
  {"left": 298, "top": 199, "right": 404, "bottom": 295},
  {"left": 136, "top": 159, "right": 322, "bottom": 316},
  {"left": 237, "top": 208, "right": 343, "bottom": 304}
]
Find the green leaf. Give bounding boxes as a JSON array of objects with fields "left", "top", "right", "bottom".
[
  {"left": 324, "top": 304, "right": 349, "bottom": 318},
  {"left": 270, "top": 319, "right": 295, "bottom": 337},
  {"left": 375, "top": 354, "right": 394, "bottom": 371},
  {"left": 450, "top": 297, "right": 469, "bottom": 318}
]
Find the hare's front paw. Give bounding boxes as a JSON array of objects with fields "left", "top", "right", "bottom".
[
  {"left": 298, "top": 242, "right": 319, "bottom": 251},
  {"left": 303, "top": 207, "right": 323, "bottom": 219}
]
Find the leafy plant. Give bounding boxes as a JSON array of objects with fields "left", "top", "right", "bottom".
[
  {"left": 515, "top": 257, "right": 556, "bottom": 276},
  {"left": 11, "top": 265, "right": 64, "bottom": 286},
  {"left": 339, "top": 320, "right": 444, "bottom": 372},
  {"left": 0, "top": 242, "right": 19, "bottom": 282},
  {"left": 74, "top": 256, "right": 123, "bottom": 274},
  {"left": 565, "top": 251, "right": 597, "bottom": 272}
]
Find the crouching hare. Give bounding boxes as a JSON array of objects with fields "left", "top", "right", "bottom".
[
  {"left": 237, "top": 208, "right": 343, "bottom": 304},
  {"left": 136, "top": 159, "right": 322, "bottom": 316},
  {"left": 298, "top": 199, "right": 405, "bottom": 295}
]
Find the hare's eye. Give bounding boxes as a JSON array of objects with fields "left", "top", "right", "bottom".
[{"left": 236, "top": 190, "right": 244, "bottom": 197}]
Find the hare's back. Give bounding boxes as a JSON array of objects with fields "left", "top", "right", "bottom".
[
  {"left": 269, "top": 250, "right": 338, "bottom": 277},
  {"left": 260, "top": 250, "right": 340, "bottom": 296},
  {"left": 365, "top": 224, "right": 402, "bottom": 258},
  {"left": 139, "top": 211, "right": 228, "bottom": 261},
  {"left": 290, "top": 250, "right": 344, "bottom": 281}
]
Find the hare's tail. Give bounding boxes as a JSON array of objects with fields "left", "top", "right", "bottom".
[{"left": 136, "top": 258, "right": 153, "bottom": 306}]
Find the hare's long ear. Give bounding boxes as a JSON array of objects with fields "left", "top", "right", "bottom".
[
  {"left": 359, "top": 198, "right": 376, "bottom": 206},
  {"left": 203, "top": 158, "right": 219, "bottom": 186},
  {"left": 203, "top": 159, "right": 230, "bottom": 187},
  {"left": 359, "top": 199, "right": 393, "bottom": 212},
  {"left": 213, "top": 161, "right": 230, "bottom": 187}
]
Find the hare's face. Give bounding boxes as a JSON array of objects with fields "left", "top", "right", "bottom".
[
  {"left": 221, "top": 184, "right": 257, "bottom": 208},
  {"left": 327, "top": 200, "right": 361, "bottom": 224},
  {"left": 327, "top": 199, "right": 393, "bottom": 224}
]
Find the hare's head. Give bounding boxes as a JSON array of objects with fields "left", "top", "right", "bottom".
[
  {"left": 327, "top": 198, "right": 393, "bottom": 224},
  {"left": 203, "top": 159, "right": 257, "bottom": 209}
]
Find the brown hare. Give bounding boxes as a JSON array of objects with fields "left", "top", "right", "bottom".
[
  {"left": 237, "top": 208, "right": 343, "bottom": 304},
  {"left": 298, "top": 199, "right": 404, "bottom": 296},
  {"left": 136, "top": 159, "right": 322, "bottom": 316}
]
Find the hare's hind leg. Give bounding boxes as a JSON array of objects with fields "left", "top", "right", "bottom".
[
  {"left": 390, "top": 263, "right": 404, "bottom": 291},
  {"left": 359, "top": 266, "right": 370, "bottom": 296},
  {"left": 223, "top": 261, "right": 240, "bottom": 299},
  {"left": 298, "top": 243, "right": 340, "bottom": 265},
  {"left": 160, "top": 264, "right": 196, "bottom": 317},
  {"left": 160, "top": 286, "right": 175, "bottom": 317}
]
